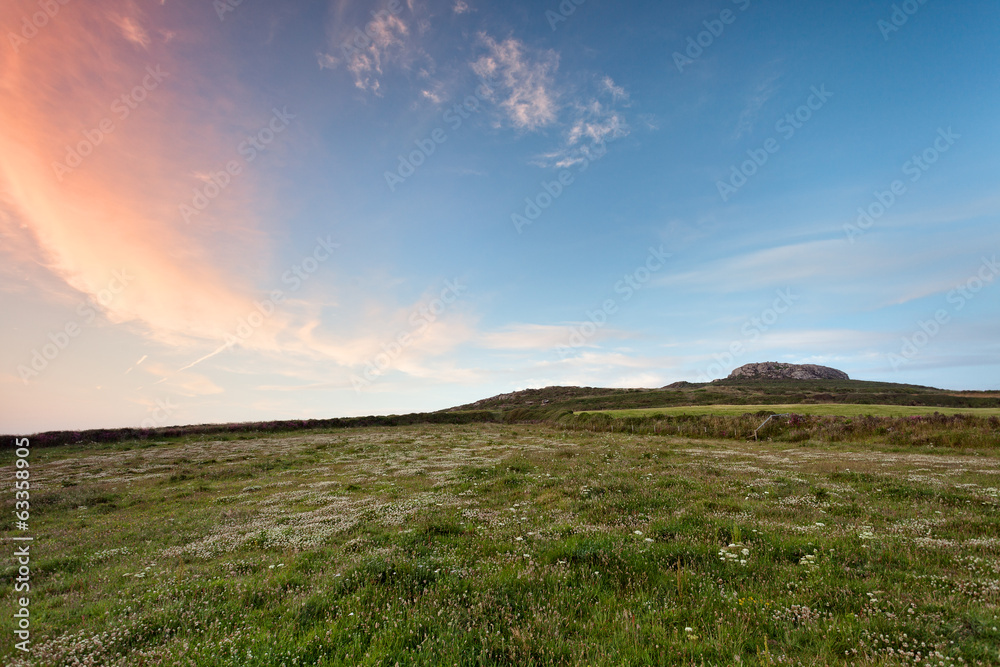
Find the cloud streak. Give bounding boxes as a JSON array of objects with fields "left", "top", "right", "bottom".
[
  {"left": 108, "top": 12, "right": 151, "bottom": 49},
  {"left": 0, "top": 1, "right": 285, "bottom": 352}
]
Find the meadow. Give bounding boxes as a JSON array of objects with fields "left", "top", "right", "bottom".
[
  {"left": 597, "top": 405, "right": 1000, "bottom": 418},
  {"left": 3, "top": 423, "right": 999, "bottom": 666}
]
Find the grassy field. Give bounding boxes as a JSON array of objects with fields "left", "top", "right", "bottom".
[
  {"left": 449, "top": 379, "right": 1000, "bottom": 414},
  {"left": 595, "top": 405, "right": 1000, "bottom": 418},
  {"left": 3, "top": 424, "right": 1000, "bottom": 666}
]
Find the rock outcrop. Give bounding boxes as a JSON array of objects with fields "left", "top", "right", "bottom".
[{"left": 727, "top": 362, "right": 849, "bottom": 381}]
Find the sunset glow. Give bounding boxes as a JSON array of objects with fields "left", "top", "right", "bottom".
[{"left": 3, "top": 0, "right": 998, "bottom": 433}]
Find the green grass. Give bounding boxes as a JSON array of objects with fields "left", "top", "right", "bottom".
[
  {"left": 450, "top": 378, "right": 1000, "bottom": 413},
  {"left": 3, "top": 424, "right": 999, "bottom": 666},
  {"left": 596, "top": 404, "right": 1000, "bottom": 418}
]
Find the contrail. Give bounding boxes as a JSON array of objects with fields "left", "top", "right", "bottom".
[{"left": 176, "top": 341, "right": 234, "bottom": 373}]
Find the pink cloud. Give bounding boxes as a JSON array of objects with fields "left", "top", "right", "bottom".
[
  {"left": 0, "top": 1, "right": 287, "bottom": 352},
  {"left": 472, "top": 34, "right": 560, "bottom": 131}
]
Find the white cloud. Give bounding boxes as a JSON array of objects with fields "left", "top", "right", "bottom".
[
  {"left": 535, "top": 83, "right": 631, "bottom": 169},
  {"left": 467, "top": 36, "right": 630, "bottom": 166},
  {"left": 317, "top": 53, "right": 339, "bottom": 70},
  {"left": 453, "top": 1, "right": 471, "bottom": 14},
  {"left": 349, "top": 13, "right": 409, "bottom": 94},
  {"left": 478, "top": 323, "right": 630, "bottom": 351},
  {"left": 421, "top": 87, "right": 445, "bottom": 105},
  {"left": 602, "top": 76, "right": 629, "bottom": 104},
  {"left": 738, "top": 329, "right": 892, "bottom": 353},
  {"left": 655, "top": 234, "right": 996, "bottom": 309},
  {"left": 524, "top": 351, "right": 679, "bottom": 388},
  {"left": 657, "top": 240, "right": 839, "bottom": 293},
  {"left": 567, "top": 100, "right": 629, "bottom": 147},
  {"left": 320, "top": 10, "right": 413, "bottom": 95},
  {"left": 472, "top": 34, "right": 560, "bottom": 131}
]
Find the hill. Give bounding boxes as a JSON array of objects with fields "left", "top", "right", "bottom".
[
  {"left": 447, "top": 377, "right": 1000, "bottom": 413},
  {"left": 9, "top": 375, "right": 998, "bottom": 450}
]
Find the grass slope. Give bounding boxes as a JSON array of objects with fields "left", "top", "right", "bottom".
[
  {"left": 3, "top": 424, "right": 999, "bottom": 666},
  {"left": 8, "top": 379, "right": 998, "bottom": 453},
  {"left": 598, "top": 405, "right": 1000, "bottom": 418},
  {"left": 449, "top": 379, "right": 1000, "bottom": 414}
]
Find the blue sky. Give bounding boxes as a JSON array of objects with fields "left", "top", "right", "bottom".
[{"left": 2, "top": 0, "right": 998, "bottom": 432}]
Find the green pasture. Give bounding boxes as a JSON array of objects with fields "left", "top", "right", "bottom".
[{"left": 591, "top": 404, "right": 1000, "bottom": 418}]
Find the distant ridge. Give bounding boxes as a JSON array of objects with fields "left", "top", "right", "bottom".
[
  {"left": 447, "top": 375, "right": 999, "bottom": 413},
  {"left": 728, "top": 362, "right": 849, "bottom": 381},
  {"left": 452, "top": 386, "right": 644, "bottom": 411}
]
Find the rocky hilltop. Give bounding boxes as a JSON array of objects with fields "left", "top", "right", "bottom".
[{"left": 728, "top": 362, "right": 849, "bottom": 381}]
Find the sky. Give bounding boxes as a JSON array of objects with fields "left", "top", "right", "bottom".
[{"left": 1, "top": 0, "right": 998, "bottom": 434}]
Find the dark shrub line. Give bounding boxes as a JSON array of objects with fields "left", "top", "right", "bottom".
[
  {"left": 1, "top": 411, "right": 499, "bottom": 449},
  {"left": 6, "top": 408, "right": 998, "bottom": 450}
]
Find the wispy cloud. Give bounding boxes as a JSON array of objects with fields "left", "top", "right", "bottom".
[
  {"left": 535, "top": 77, "right": 631, "bottom": 169},
  {"left": 734, "top": 71, "right": 780, "bottom": 139},
  {"left": 477, "top": 323, "right": 604, "bottom": 351},
  {"left": 348, "top": 12, "right": 409, "bottom": 94},
  {"left": 517, "top": 351, "right": 679, "bottom": 389},
  {"left": 0, "top": 0, "right": 286, "bottom": 354},
  {"left": 566, "top": 100, "right": 629, "bottom": 148},
  {"left": 124, "top": 354, "right": 148, "bottom": 375},
  {"left": 317, "top": 53, "right": 339, "bottom": 70},
  {"left": 319, "top": 7, "right": 415, "bottom": 95},
  {"left": 601, "top": 76, "right": 629, "bottom": 104},
  {"left": 108, "top": 12, "right": 151, "bottom": 49},
  {"left": 655, "top": 232, "right": 996, "bottom": 310},
  {"left": 420, "top": 81, "right": 447, "bottom": 105},
  {"left": 140, "top": 361, "right": 225, "bottom": 397},
  {"left": 472, "top": 34, "right": 560, "bottom": 131}
]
